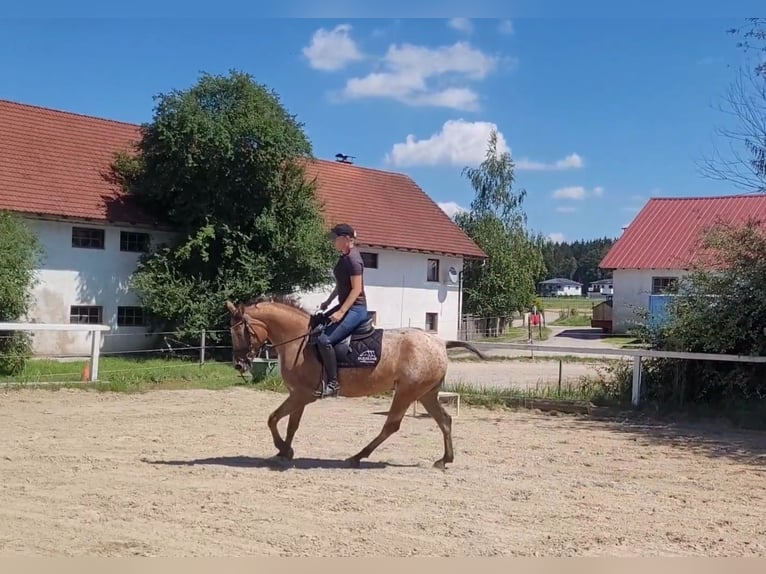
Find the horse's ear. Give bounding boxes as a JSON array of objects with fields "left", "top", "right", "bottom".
[{"left": 225, "top": 300, "right": 238, "bottom": 315}]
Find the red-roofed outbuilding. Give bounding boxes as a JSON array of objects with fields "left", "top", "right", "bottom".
[{"left": 597, "top": 194, "right": 766, "bottom": 333}]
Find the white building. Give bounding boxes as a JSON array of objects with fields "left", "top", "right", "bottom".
[
  {"left": 537, "top": 278, "right": 582, "bottom": 297},
  {"left": 0, "top": 99, "right": 486, "bottom": 356},
  {"left": 598, "top": 194, "right": 766, "bottom": 334}
]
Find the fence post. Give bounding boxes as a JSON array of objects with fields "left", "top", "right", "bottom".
[
  {"left": 89, "top": 328, "right": 101, "bottom": 382},
  {"left": 200, "top": 330, "right": 206, "bottom": 365},
  {"left": 631, "top": 354, "right": 643, "bottom": 406}
]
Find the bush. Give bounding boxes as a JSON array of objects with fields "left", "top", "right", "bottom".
[{"left": 0, "top": 211, "right": 44, "bottom": 375}]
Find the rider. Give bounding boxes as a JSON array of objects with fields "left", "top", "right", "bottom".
[{"left": 315, "top": 222, "right": 369, "bottom": 398}]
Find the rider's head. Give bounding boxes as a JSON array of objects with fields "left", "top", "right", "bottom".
[{"left": 330, "top": 223, "right": 356, "bottom": 253}]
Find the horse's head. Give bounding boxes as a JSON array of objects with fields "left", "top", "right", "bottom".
[{"left": 225, "top": 300, "right": 269, "bottom": 372}]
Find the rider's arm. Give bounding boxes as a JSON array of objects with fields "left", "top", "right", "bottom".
[{"left": 322, "top": 286, "right": 338, "bottom": 307}]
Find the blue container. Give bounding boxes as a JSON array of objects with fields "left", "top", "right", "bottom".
[{"left": 648, "top": 294, "right": 674, "bottom": 331}]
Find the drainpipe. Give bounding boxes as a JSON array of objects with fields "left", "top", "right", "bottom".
[{"left": 457, "top": 268, "right": 464, "bottom": 339}]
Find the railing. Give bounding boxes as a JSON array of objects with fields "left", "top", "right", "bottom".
[
  {"left": 466, "top": 341, "right": 766, "bottom": 406},
  {"left": 0, "top": 322, "right": 111, "bottom": 381}
]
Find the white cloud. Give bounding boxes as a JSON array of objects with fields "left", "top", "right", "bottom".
[
  {"left": 302, "top": 24, "right": 363, "bottom": 71},
  {"left": 438, "top": 201, "right": 468, "bottom": 219},
  {"left": 548, "top": 232, "right": 566, "bottom": 244},
  {"left": 498, "top": 19, "right": 514, "bottom": 34},
  {"left": 516, "top": 153, "right": 584, "bottom": 171},
  {"left": 556, "top": 206, "right": 578, "bottom": 213},
  {"left": 386, "top": 120, "right": 587, "bottom": 171},
  {"left": 341, "top": 41, "right": 499, "bottom": 111},
  {"left": 552, "top": 185, "right": 604, "bottom": 200},
  {"left": 448, "top": 18, "right": 473, "bottom": 33},
  {"left": 385, "top": 119, "right": 510, "bottom": 167}
]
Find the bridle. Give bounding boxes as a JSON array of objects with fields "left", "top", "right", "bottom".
[{"left": 229, "top": 309, "right": 324, "bottom": 380}]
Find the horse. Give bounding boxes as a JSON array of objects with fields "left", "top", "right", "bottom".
[{"left": 224, "top": 295, "right": 488, "bottom": 469}]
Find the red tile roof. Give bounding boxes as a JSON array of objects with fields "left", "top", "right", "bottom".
[
  {"left": 600, "top": 194, "right": 766, "bottom": 270},
  {"left": 0, "top": 98, "right": 485, "bottom": 259}
]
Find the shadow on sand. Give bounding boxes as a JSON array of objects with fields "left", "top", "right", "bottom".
[
  {"left": 141, "top": 455, "right": 420, "bottom": 472},
  {"left": 580, "top": 412, "right": 766, "bottom": 469}
]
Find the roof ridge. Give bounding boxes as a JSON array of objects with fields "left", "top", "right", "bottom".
[
  {"left": 311, "top": 157, "right": 411, "bottom": 179},
  {"left": 648, "top": 193, "right": 766, "bottom": 201},
  {"left": 0, "top": 98, "right": 140, "bottom": 129}
]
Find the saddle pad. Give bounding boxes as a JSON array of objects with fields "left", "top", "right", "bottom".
[{"left": 337, "top": 328, "right": 384, "bottom": 368}]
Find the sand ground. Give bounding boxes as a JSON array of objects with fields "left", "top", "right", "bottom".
[{"left": 1, "top": 387, "right": 765, "bottom": 557}]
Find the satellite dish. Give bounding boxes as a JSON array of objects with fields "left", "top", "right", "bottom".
[{"left": 447, "top": 266, "right": 459, "bottom": 284}]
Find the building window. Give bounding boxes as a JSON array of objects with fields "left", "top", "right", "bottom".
[
  {"left": 360, "top": 252, "right": 378, "bottom": 269},
  {"left": 368, "top": 311, "right": 377, "bottom": 325},
  {"left": 427, "top": 258, "right": 440, "bottom": 282},
  {"left": 71, "top": 227, "right": 105, "bottom": 249},
  {"left": 120, "top": 231, "right": 150, "bottom": 253},
  {"left": 425, "top": 312, "right": 438, "bottom": 332},
  {"left": 69, "top": 305, "right": 103, "bottom": 324},
  {"left": 652, "top": 276, "right": 677, "bottom": 294},
  {"left": 117, "top": 306, "right": 147, "bottom": 327}
]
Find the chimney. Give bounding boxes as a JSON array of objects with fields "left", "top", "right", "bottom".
[{"left": 335, "top": 153, "right": 354, "bottom": 164}]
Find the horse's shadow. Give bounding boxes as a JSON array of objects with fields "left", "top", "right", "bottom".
[{"left": 141, "top": 455, "right": 420, "bottom": 472}]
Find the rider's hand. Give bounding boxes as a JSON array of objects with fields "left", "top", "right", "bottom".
[{"left": 329, "top": 310, "right": 344, "bottom": 324}]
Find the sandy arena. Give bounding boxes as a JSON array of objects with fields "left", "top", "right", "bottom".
[{"left": 1, "top": 387, "right": 765, "bottom": 557}]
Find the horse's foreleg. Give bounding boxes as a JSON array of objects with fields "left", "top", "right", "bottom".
[
  {"left": 267, "top": 394, "right": 309, "bottom": 459},
  {"left": 347, "top": 389, "right": 413, "bottom": 467},
  {"left": 417, "top": 386, "right": 454, "bottom": 469},
  {"left": 281, "top": 404, "right": 306, "bottom": 460}
]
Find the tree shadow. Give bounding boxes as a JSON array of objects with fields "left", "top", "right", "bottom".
[
  {"left": 553, "top": 328, "right": 611, "bottom": 341},
  {"left": 141, "top": 455, "right": 421, "bottom": 472},
  {"left": 581, "top": 410, "right": 766, "bottom": 468}
]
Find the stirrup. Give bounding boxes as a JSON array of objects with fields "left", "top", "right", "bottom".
[{"left": 314, "top": 379, "right": 339, "bottom": 399}]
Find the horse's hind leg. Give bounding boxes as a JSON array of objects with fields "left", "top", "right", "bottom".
[
  {"left": 346, "top": 389, "right": 414, "bottom": 467},
  {"left": 417, "top": 386, "right": 454, "bottom": 470}
]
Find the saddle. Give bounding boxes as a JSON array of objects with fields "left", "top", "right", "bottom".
[{"left": 308, "top": 312, "right": 384, "bottom": 369}]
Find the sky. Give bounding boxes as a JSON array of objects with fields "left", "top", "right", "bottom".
[{"left": 0, "top": 12, "right": 762, "bottom": 244}]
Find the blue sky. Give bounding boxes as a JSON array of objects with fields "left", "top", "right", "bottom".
[{"left": 0, "top": 15, "right": 760, "bottom": 243}]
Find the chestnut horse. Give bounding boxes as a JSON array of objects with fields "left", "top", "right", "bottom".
[{"left": 225, "top": 296, "right": 487, "bottom": 469}]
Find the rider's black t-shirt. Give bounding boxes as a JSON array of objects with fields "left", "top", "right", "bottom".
[{"left": 333, "top": 247, "right": 366, "bottom": 306}]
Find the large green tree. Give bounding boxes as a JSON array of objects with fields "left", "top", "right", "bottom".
[
  {"left": 112, "top": 70, "right": 336, "bottom": 340},
  {"left": 0, "top": 210, "right": 44, "bottom": 374},
  {"left": 455, "top": 130, "right": 546, "bottom": 318}
]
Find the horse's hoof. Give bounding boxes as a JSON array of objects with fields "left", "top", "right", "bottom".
[
  {"left": 277, "top": 448, "right": 294, "bottom": 461},
  {"left": 433, "top": 460, "right": 447, "bottom": 470},
  {"left": 346, "top": 457, "right": 361, "bottom": 468}
]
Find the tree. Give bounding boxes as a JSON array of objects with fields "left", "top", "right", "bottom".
[
  {"left": 111, "top": 70, "right": 336, "bottom": 341},
  {"left": 0, "top": 210, "right": 44, "bottom": 374},
  {"left": 699, "top": 18, "right": 766, "bottom": 193},
  {"left": 455, "top": 130, "right": 546, "bottom": 319}
]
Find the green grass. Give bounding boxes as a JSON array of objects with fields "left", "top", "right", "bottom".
[
  {"left": 551, "top": 314, "right": 593, "bottom": 327},
  {"left": 478, "top": 326, "right": 551, "bottom": 342},
  {"left": 540, "top": 296, "right": 597, "bottom": 310}
]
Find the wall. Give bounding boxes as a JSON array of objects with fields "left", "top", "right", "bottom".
[
  {"left": 611, "top": 268, "right": 688, "bottom": 333},
  {"left": 295, "top": 247, "right": 464, "bottom": 340},
  {"left": 23, "top": 216, "right": 177, "bottom": 356}
]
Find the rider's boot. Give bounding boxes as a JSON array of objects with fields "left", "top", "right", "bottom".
[{"left": 315, "top": 339, "right": 340, "bottom": 398}]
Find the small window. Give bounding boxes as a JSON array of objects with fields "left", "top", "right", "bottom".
[
  {"left": 71, "top": 227, "right": 105, "bottom": 249},
  {"left": 368, "top": 311, "right": 377, "bottom": 325},
  {"left": 117, "top": 306, "right": 146, "bottom": 327},
  {"left": 652, "top": 276, "right": 677, "bottom": 294},
  {"left": 69, "top": 305, "right": 103, "bottom": 324},
  {"left": 425, "top": 312, "right": 438, "bottom": 332},
  {"left": 427, "top": 258, "right": 440, "bottom": 282},
  {"left": 120, "top": 231, "right": 150, "bottom": 253},
  {"left": 360, "top": 252, "right": 378, "bottom": 269}
]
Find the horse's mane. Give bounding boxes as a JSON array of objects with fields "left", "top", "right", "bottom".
[{"left": 244, "top": 293, "right": 312, "bottom": 316}]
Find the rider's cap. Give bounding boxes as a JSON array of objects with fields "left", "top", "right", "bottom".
[{"left": 330, "top": 223, "right": 356, "bottom": 238}]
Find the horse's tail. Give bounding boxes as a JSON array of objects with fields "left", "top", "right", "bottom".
[{"left": 445, "top": 340, "right": 489, "bottom": 360}]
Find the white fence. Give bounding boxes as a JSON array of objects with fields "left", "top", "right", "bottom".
[
  {"left": 468, "top": 341, "right": 766, "bottom": 406},
  {"left": 0, "top": 321, "right": 111, "bottom": 381}
]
